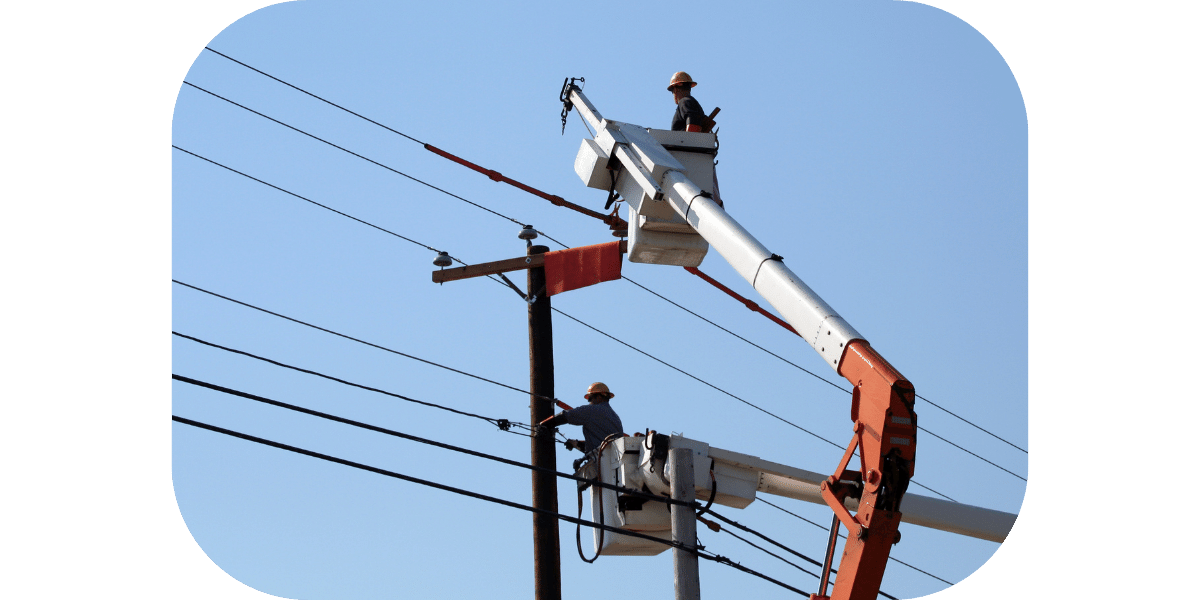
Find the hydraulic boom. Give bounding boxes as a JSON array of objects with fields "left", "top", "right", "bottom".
[{"left": 562, "top": 80, "right": 917, "bottom": 600}]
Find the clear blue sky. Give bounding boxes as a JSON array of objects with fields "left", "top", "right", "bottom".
[{"left": 171, "top": 2, "right": 1024, "bottom": 598}]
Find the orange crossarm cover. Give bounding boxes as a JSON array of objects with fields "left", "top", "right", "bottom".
[{"left": 543, "top": 241, "right": 622, "bottom": 296}]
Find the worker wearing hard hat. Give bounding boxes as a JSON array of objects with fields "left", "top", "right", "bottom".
[
  {"left": 669, "top": 71, "right": 706, "bottom": 132},
  {"left": 538, "top": 382, "right": 624, "bottom": 459},
  {"left": 668, "top": 71, "right": 724, "bottom": 207}
]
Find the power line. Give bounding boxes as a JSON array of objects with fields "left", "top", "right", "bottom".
[
  {"left": 172, "top": 279, "right": 557, "bottom": 404},
  {"left": 916, "top": 425, "right": 1026, "bottom": 481},
  {"left": 178, "top": 50, "right": 1019, "bottom": 595},
  {"left": 174, "top": 142, "right": 1018, "bottom": 485},
  {"left": 172, "top": 333, "right": 536, "bottom": 436},
  {"left": 702, "top": 508, "right": 904, "bottom": 600},
  {"left": 189, "top": 58, "right": 1025, "bottom": 470},
  {"left": 195, "top": 47, "right": 1027, "bottom": 458},
  {"left": 177, "top": 374, "right": 701, "bottom": 509},
  {"left": 757, "top": 498, "right": 953, "bottom": 586},
  {"left": 171, "top": 143, "right": 528, "bottom": 302},
  {"left": 173, "top": 291, "right": 967, "bottom": 590},
  {"left": 177, "top": 374, "right": 736, "bottom": 512},
  {"left": 203, "top": 47, "right": 427, "bottom": 146},
  {"left": 172, "top": 272, "right": 957, "bottom": 501},
  {"left": 175, "top": 414, "right": 811, "bottom": 596},
  {"left": 175, "top": 374, "right": 929, "bottom": 597},
  {"left": 626, "top": 270, "right": 1027, "bottom": 481},
  {"left": 180, "top": 80, "right": 567, "bottom": 249},
  {"left": 551, "top": 306, "right": 841, "bottom": 449},
  {"left": 917, "top": 393, "right": 1027, "bottom": 454},
  {"left": 172, "top": 145, "right": 462, "bottom": 263},
  {"left": 551, "top": 306, "right": 957, "bottom": 503},
  {"left": 182, "top": 58, "right": 1020, "bottom": 490},
  {"left": 623, "top": 275, "right": 846, "bottom": 392}
]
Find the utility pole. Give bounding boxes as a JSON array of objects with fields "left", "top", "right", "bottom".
[
  {"left": 432, "top": 235, "right": 625, "bottom": 600},
  {"left": 528, "top": 243, "right": 561, "bottom": 600},
  {"left": 669, "top": 447, "right": 701, "bottom": 600}
]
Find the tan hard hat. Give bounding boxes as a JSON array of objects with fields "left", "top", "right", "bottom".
[
  {"left": 585, "top": 382, "right": 614, "bottom": 400},
  {"left": 668, "top": 71, "right": 697, "bottom": 91}
]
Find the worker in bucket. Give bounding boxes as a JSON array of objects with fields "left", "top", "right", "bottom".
[
  {"left": 538, "top": 382, "right": 624, "bottom": 469},
  {"left": 669, "top": 71, "right": 706, "bottom": 132},
  {"left": 668, "top": 71, "right": 724, "bottom": 207}
]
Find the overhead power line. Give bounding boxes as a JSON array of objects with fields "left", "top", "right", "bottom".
[
  {"left": 174, "top": 270, "right": 957, "bottom": 501},
  {"left": 203, "top": 47, "right": 427, "bottom": 146},
  {"left": 551, "top": 306, "right": 841, "bottom": 449},
  {"left": 177, "top": 137, "right": 1026, "bottom": 479},
  {"left": 180, "top": 80, "right": 566, "bottom": 249},
  {"left": 172, "top": 145, "right": 462, "bottom": 263},
  {"left": 175, "top": 414, "right": 811, "bottom": 596},
  {"left": 196, "top": 46, "right": 1026, "bottom": 458},
  {"left": 177, "top": 374, "right": 938, "bottom": 596},
  {"left": 177, "top": 374, "right": 707, "bottom": 510},
  {"left": 172, "top": 333, "right": 539, "bottom": 437},
  {"left": 756, "top": 498, "right": 953, "bottom": 586},
  {"left": 183, "top": 55, "right": 1024, "bottom": 486},
  {"left": 172, "top": 279, "right": 557, "bottom": 404}
]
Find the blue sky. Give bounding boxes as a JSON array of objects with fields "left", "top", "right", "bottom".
[{"left": 170, "top": 2, "right": 1025, "bottom": 598}]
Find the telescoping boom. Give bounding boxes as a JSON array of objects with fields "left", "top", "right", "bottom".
[{"left": 561, "top": 79, "right": 926, "bottom": 600}]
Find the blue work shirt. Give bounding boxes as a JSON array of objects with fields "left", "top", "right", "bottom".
[{"left": 563, "top": 402, "right": 624, "bottom": 453}]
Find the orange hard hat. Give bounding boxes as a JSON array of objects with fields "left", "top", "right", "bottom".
[
  {"left": 668, "top": 71, "right": 697, "bottom": 91},
  {"left": 585, "top": 382, "right": 614, "bottom": 400}
]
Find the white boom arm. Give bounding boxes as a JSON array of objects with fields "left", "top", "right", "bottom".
[
  {"left": 585, "top": 435, "right": 1014, "bottom": 557},
  {"left": 564, "top": 84, "right": 1013, "bottom": 598},
  {"left": 567, "top": 87, "right": 859, "bottom": 371}
]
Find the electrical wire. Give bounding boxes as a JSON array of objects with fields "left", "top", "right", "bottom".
[
  {"left": 176, "top": 134, "right": 1025, "bottom": 485},
  {"left": 623, "top": 275, "right": 845, "bottom": 392},
  {"left": 181, "top": 48, "right": 1018, "bottom": 595},
  {"left": 174, "top": 267, "right": 957, "bottom": 501},
  {"left": 701, "top": 508, "right": 895, "bottom": 599},
  {"left": 180, "top": 81, "right": 566, "bottom": 249},
  {"left": 175, "top": 414, "right": 811, "bottom": 596},
  {"left": 177, "top": 374, "right": 686, "bottom": 508},
  {"left": 757, "top": 498, "right": 954, "bottom": 586},
  {"left": 172, "top": 279, "right": 555, "bottom": 404},
  {"left": 550, "top": 306, "right": 956, "bottom": 502},
  {"left": 184, "top": 66, "right": 1024, "bottom": 476},
  {"left": 172, "top": 333, "right": 534, "bottom": 435},
  {"left": 628, "top": 275, "right": 1025, "bottom": 483},
  {"left": 172, "top": 145, "right": 461, "bottom": 263},
  {"left": 203, "top": 47, "right": 427, "bottom": 145},
  {"left": 195, "top": 47, "right": 1027, "bottom": 458},
  {"left": 182, "top": 58, "right": 1021, "bottom": 490},
  {"left": 550, "top": 306, "right": 840, "bottom": 448},
  {"left": 175, "top": 357, "right": 940, "bottom": 596},
  {"left": 173, "top": 144, "right": 536, "bottom": 305}
]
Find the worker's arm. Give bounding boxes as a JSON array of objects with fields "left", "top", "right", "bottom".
[{"left": 539, "top": 412, "right": 569, "bottom": 428}]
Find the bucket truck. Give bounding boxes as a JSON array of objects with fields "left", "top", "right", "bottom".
[{"left": 558, "top": 79, "right": 1004, "bottom": 600}]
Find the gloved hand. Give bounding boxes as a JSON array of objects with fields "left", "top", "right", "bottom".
[
  {"left": 534, "top": 424, "right": 556, "bottom": 439},
  {"left": 565, "top": 439, "right": 585, "bottom": 452}
]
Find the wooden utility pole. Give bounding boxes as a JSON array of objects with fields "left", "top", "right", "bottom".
[
  {"left": 670, "top": 447, "right": 701, "bottom": 600},
  {"left": 528, "top": 244, "right": 561, "bottom": 600},
  {"left": 432, "top": 238, "right": 626, "bottom": 600}
]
